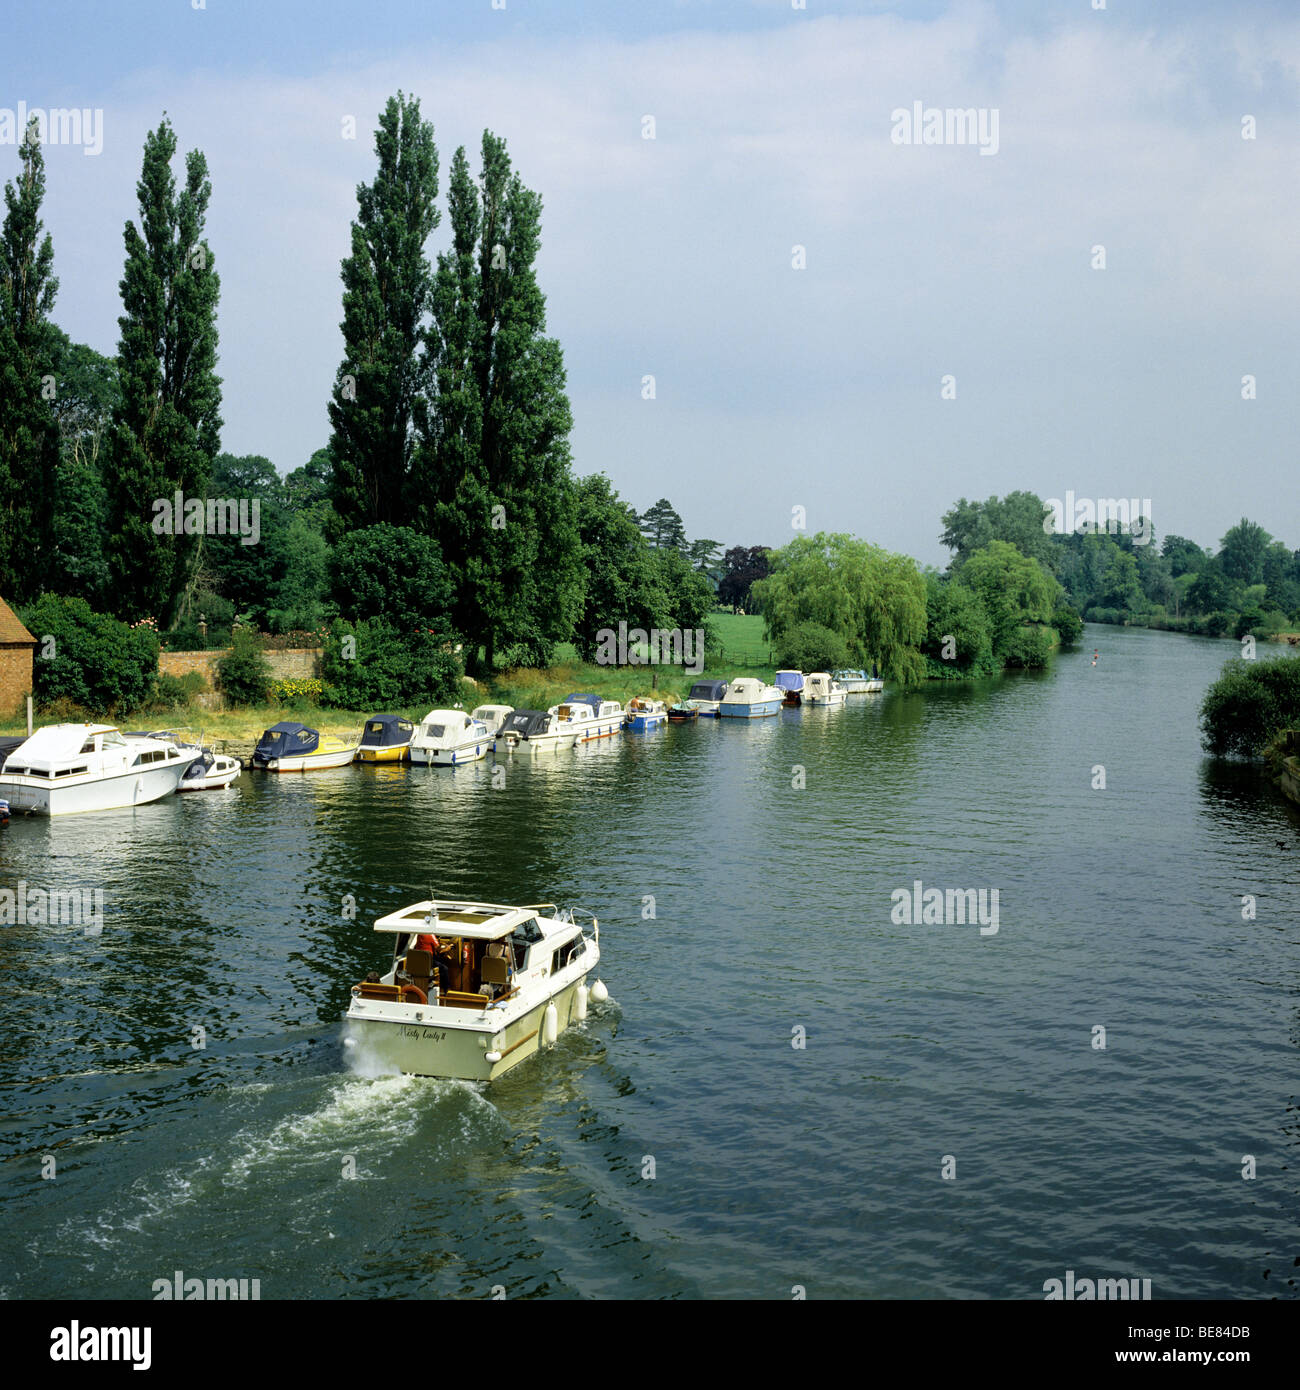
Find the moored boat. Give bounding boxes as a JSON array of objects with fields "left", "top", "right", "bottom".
[
  {"left": 0, "top": 723, "right": 201, "bottom": 815},
  {"left": 718, "top": 677, "right": 784, "bottom": 719},
  {"left": 835, "top": 668, "right": 883, "bottom": 694},
  {"left": 803, "top": 672, "right": 847, "bottom": 706},
  {"left": 251, "top": 721, "right": 358, "bottom": 772},
  {"left": 666, "top": 703, "right": 698, "bottom": 723},
  {"left": 409, "top": 708, "right": 491, "bottom": 766},
  {"left": 179, "top": 749, "right": 242, "bottom": 790},
  {"left": 774, "top": 670, "right": 805, "bottom": 707},
  {"left": 494, "top": 708, "right": 574, "bottom": 755},
  {"left": 552, "top": 693, "right": 624, "bottom": 742},
  {"left": 682, "top": 679, "right": 728, "bottom": 717},
  {"left": 357, "top": 715, "right": 416, "bottom": 763},
  {"left": 343, "top": 898, "right": 606, "bottom": 1080},
  {"left": 625, "top": 697, "right": 668, "bottom": 731}
]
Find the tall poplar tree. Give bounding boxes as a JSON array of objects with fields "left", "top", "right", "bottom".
[
  {"left": 417, "top": 132, "right": 582, "bottom": 669},
  {"left": 0, "top": 118, "right": 60, "bottom": 600},
  {"left": 328, "top": 93, "right": 439, "bottom": 530},
  {"left": 105, "top": 116, "right": 222, "bottom": 622}
]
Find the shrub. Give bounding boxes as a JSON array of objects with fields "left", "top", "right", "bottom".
[
  {"left": 22, "top": 593, "right": 160, "bottom": 714},
  {"left": 1199, "top": 654, "right": 1300, "bottom": 758},
  {"left": 1002, "top": 625, "right": 1055, "bottom": 669},
  {"left": 269, "top": 677, "right": 325, "bottom": 704},
  {"left": 147, "top": 670, "right": 208, "bottom": 711},
  {"left": 774, "top": 620, "right": 851, "bottom": 674},
  {"left": 217, "top": 628, "right": 273, "bottom": 705},
  {"left": 1051, "top": 605, "right": 1084, "bottom": 646},
  {"left": 321, "top": 618, "right": 461, "bottom": 709}
]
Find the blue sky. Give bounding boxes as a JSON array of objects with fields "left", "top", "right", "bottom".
[{"left": 7, "top": 0, "right": 1300, "bottom": 565}]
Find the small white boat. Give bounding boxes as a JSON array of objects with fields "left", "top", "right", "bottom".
[
  {"left": 803, "top": 672, "right": 847, "bottom": 706},
  {"left": 718, "top": 677, "right": 784, "bottom": 719},
  {"left": 409, "top": 709, "right": 491, "bottom": 766},
  {"left": 470, "top": 704, "right": 513, "bottom": 738},
  {"left": 552, "top": 692, "right": 624, "bottom": 743},
  {"left": 251, "top": 721, "right": 358, "bottom": 772},
  {"left": 683, "top": 679, "right": 728, "bottom": 717},
  {"left": 624, "top": 697, "right": 667, "bottom": 731},
  {"left": 0, "top": 723, "right": 200, "bottom": 815},
  {"left": 494, "top": 708, "right": 574, "bottom": 755},
  {"left": 343, "top": 898, "right": 606, "bottom": 1081},
  {"left": 178, "top": 749, "right": 241, "bottom": 790},
  {"left": 834, "top": 669, "right": 884, "bottom": 694}
]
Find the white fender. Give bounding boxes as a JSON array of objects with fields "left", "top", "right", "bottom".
[
  {"left": 575, "top": 984, "right": 588, "bottom": 1021},
  {"left": 590, "top": 980, "right": 609, "bottom": 1005},
  {"left": 542, "top": 1003, "right": 558, "bottom": 1046}
]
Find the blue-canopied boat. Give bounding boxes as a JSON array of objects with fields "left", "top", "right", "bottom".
[
  {"left": 834, "top": 668, "right": 884, "bottom": 694},
  {"left": 774, "top": 670, "right": 805, "bottom": 706}
]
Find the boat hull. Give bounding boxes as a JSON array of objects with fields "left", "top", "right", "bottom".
[
  {"left": 410, "top": 738, "right": 489, "bottom": 765},
  {"left": 718, "top": 699, "right": 783, "bottom": 719},
  {"left": 253, "top": 746, "right": 357, "bottom": 772},
  {"left": 357, "top": 745, "right": 410, "bottom": 763},
  {"left": 345, "top": 970, "right": 594, "bottom": 1081},
  {"left": 626, "top": 713, "right": 667, "bottom": 731},
  {"left": 0, "top": 756, "right": 199, "bottom": 815}
]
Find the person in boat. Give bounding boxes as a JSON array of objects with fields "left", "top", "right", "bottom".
[{"left": 412, "top": 932, "right": 453, "bottom": 994}]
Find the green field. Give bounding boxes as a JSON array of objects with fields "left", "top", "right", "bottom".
[{"left": 708, "top": 611, "right": 773, "bottom": 668}]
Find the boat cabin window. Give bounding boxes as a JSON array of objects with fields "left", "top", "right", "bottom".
[
  {"left": 132, "top": 749, "right": 167, "bottom": 766},
  {"left": 79, "top": 740, "right": 96, "bottom": 755},
  {"left": 426, "top": 724, "right": 444, "bottom": 738},
  {"left": 295, "top": 730, "right": 313, "bottom": 745},
  {"left": 53, "top": 765, "right": 88, "bottom": 778}
]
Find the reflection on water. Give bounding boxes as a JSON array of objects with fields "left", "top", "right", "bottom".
[{"left": 1, "top": 626, "right": 1298, "bottom": 1299}]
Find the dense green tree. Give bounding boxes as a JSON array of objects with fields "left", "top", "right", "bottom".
[
  {"left": 942, "top": 491, "right": 1057, "bottom": 572},
  {"left": 961, "top": 540, "right": 1056, "bottom": 659},
  {"left": 1098, "top": 547, "right": 1145, "bottom": 613},
  {"left": 330, "top": 522, "right": 452, "bottom": 631},
  {"left": 571, "top": 474, "right": 657, "bottom": 660},
  {"left": 717, "top": 545, "right": 771, "bottom": 612},
  {"left": 1162, "top": 535, "right": 1207, "bottom": 578},
  {"left": 1218, "top": 518, "right": 1272, "bottom": 587},
  {"left": 754, "top": 532, "right": 927, "bottom": 684},
  {"left": 268, "top": 514, "right": 332, "bottom": 632},
  {"left": 22, "top": 592, "right": 158, "bottom": 713},
  {"left": 321, "top": 616, "right": 461, "bottom": 708},
  {"left": 1200, "top": 655, "right": 1300, "bottom": 758},
  {"left": 921, "top": 572, "right": 995, "bottom": 674},
  {"left": 105, "top": 116, "right": 222, "bottom": 623},
  {"left": 415, "top": 132, "right": 583, "bottom": 670},
  {"left": 46, "top": 334, "right": 118, "bottom": 604},
  {"left": 774, "top": 620, "right": 850, "bottom": 674},
  {"left": 0, "top": 119, "right": 60, "bottom": 600},
  {"left": 640, "top": 498, "right": 688, "bottom": 551},
  {"left": 687, "top": 537, "right": 724, "bottom": 585},
  {"left": 198, "top": 453, "right": 286, "bottom": 622},
  {"left": 328, "top": 94, "right": 439, "bottom": 530}
]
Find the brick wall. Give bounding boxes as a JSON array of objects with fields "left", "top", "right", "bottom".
[
  {"left": 0, "top": 643, "right": 33, "bottom": 716},
  {"left": 158, "top": 647, "right": 323, "bottom": 686}
]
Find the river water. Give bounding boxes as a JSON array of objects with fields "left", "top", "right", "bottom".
[{"left": 2, "top": 624, "right": 1297, "bottom": 1300}]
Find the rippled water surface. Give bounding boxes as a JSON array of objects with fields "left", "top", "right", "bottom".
[{"left": 2, "top": 625, "right": 1298, "bottom": 1299}]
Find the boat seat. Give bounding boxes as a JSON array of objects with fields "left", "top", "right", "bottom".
[
  {"left": 480, "top": 954, "right": 510, "bottom": 996},
  {"left": 400, "top": 949, "right": 435, "bottom": 995}
]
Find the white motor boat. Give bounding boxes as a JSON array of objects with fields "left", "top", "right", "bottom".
[
  {"left": 624, "top": 697, "right": 668, "bottom": 731},
  {"left": 682, "top": 679, "right": 729, "bottom": 717},
  {"left": 494, "top": 708, "right": 575, "bottom": 755},
  {"left": 178, "top": 749, "right": 241, "bottom": 790},
  {"left": 0, "top": 723, "right": 201, "bottom": 815},
  {"left": 718, "top": 677, "right": 784, "bottom": 718},
  {"left": 250, "top": 721, "right": 359, "bottom": 772},
  {"left": 834, "top": 669, "right": 884, "bottom": 694},
  {"left": 409, "top": 708, "right": 492, "bottom": 766},
  {"left": 803, "top": 672, "right": 848, "bottom": 706},
  {"left": 470, "top": 704, "right": 513, "bottom": 739},
  {"left": 551, "top": 692, "right": 624, "bottom": 742},
  {"left": 344, "top": 898, "right": 607, "bottom": 1081}
]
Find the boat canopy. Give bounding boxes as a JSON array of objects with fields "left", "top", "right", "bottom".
[
  {"left": 255, "top": 721, "right": 319, "bottom": 758},
  {"left": 774, "top": 670, "right": 805, "bottom": 692},
  {"left": 360, "top": 715, "right": 415, "bottom": 747},
  {"left": 834, "top": 669, "right": 866, "bottom": 680},
  {"left": 688, "top": 680, "right": 728, "bottom": 701},
  {"left": 502, "top": 709, "right": 552, "bottom": 739},
  {"left": 372, "top": 901, "right": 549, "bottom": 940},
  {"left": 6, "top": 723, "right": 128, "bottom": 764},
  {"left": 559, "top": 692, "right": 601, "bottom": 711}
]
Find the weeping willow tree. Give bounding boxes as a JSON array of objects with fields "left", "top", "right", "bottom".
[{"left": 752, "top": 531, "right": 927, "bottom": 684}]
